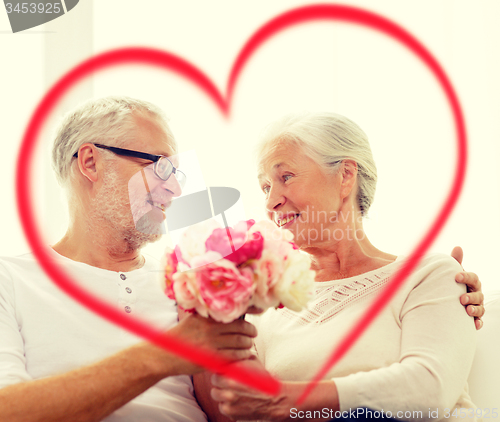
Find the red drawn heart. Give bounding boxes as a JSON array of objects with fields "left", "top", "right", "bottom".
[{"left": 16, "top": 4, "right": 467, "bottom": 402}]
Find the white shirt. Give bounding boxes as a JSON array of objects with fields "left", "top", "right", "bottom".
[
  {"left": 250, "top": 254, "right": 478, "bottom": 422},
  {"left": 0, "top": 250, "right": 207, "bottom": 422}
]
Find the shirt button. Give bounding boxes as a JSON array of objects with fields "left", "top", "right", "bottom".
[
  {"left": 124, "top": 306, "right": 132, "bottom": 313},
  {"left": 125, "top": 287, "right": 132, "bottom": 294},
  {"left": 120, "top": 274, "right": 126, "bottom": 280}
]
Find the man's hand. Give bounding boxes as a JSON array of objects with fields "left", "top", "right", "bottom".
[
  {"left": 451, "top": 246, "right": 485, "bottom": 330},
  {"left": 0, "top": 315, "right": 256, "bottom": 422},
  {"left": 150, "top": 313, "right": 257, "bottom": 377}
]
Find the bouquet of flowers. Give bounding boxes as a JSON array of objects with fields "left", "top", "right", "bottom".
[{"left": 162, "top": 219, "right": 315, "bottom": 323}]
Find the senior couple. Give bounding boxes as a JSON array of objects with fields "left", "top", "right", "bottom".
[{"left": 0, "top": 97, "right": 484, "bottom": 421}]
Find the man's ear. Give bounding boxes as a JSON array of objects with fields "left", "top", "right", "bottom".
[
  {"left": 76, "top": 144, "right": 99, "bottom": 183},
  {"left": 339, "top": 160, "right": 358, "bottom": 199}
]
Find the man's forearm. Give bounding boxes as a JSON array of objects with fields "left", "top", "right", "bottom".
[
  {"left": 0, "top": 343, "right": 172, "bottom": 422},
  {"left": 0, "top": 313, "right": 256, "bottom": 422}
]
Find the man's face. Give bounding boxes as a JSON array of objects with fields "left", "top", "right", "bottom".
[{"left": 90, "top": 114, "right": 182, "bottom": 250}]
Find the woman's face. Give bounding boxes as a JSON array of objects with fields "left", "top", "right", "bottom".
[{"left": 258, "top": 141, "right": 346, "bottom": 247}]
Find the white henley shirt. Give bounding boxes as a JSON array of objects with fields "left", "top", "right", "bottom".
[{"left": 0, "top": 250, "right": 207, "bottom": 422}]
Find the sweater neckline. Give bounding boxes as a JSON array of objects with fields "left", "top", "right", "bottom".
[
  {"left": 313, "top": 255, "right": 403, "bottom": 289},
  {"left": 277, "top": 256, "right": 405, "bottom": 326}
]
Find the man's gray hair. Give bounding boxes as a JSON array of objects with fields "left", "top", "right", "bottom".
[
  {"left": 51, "top": 96, "right": 176, "bottom": 186},
  {"left": 257, "top": 112, "right": 377, "bottom": 216}
]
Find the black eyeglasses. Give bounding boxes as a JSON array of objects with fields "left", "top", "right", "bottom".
[{"left": 73, "top": 143, "right": 186, "bottom": 187}]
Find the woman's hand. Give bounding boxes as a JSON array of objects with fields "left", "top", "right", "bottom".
[
  {"left": 451, "top": 246, "right": 485, "bottom": 329},
  {"left": 211, "top": 357, "right": 338, "bottom": 422},
  {"left": 211, "top": 356, "right": 289, "bottom": 421}
]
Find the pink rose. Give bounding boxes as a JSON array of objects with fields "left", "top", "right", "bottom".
[
  {"left": 249, "top": 220, "right": 294, "bottom": 243},
  {"left": 249, "top": 221, "right": 295, "bottom": 258},
  {"left": 193, "top": 258, "right": 255, "bottom": 322},
  {"left": 174, "top": 244, "right": 189, "bottom": 266},
  {"left": 205, "top": 220, "right": 264, "bottom": 266},
  {"left": 172, "top": 266, "right": 203, "bottom": 313},
  {"left": 163, "top": 249, "right": 179, "bottom": 300},
  {"left": 176, "top": 219, "right": 221, "bottom": 267},
  {"left": 263, "top": 237, "right": 295, "bottom": 260},
  {"left": 245, "top": 219, "right": 256, "bottom": 229},
  {"left": 249, "top": 250, "right": 284, "bottom": 309}
]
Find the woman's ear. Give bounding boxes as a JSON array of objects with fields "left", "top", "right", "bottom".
[
  {"left": 339, "top": 159, "right": 358, "bottom": 199},
  {"left": 75, "top": 144, "right": 99, "bottom": 183}
]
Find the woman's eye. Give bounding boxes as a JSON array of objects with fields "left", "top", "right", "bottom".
[
  {"left": 262, "top": 186, "right": 270, "bottom": 194},
  {"left": 283, "top": 174, "right": 293, "bottom": 182}
]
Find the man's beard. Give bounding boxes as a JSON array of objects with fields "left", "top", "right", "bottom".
[{"left": 87, "top": 168, "right": 162, "bottom": 254}]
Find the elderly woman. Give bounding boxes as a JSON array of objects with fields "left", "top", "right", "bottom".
[{"left": 196, "top": 112, "right": 482, "bottom": 421}]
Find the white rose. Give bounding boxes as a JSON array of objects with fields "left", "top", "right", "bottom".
[{"left": 274, "top": 251, "right": 315, "bottom": 312}]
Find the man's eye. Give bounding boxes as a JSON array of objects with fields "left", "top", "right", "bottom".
[
  {"left": 262, "top": 185, "right": 270, "bottom": 194},
  {"left": 157, "top": 161, "right": 168, "bottom": 173},
  {"left": 283, "top": 174, "right": 293, "bottom": 182}
]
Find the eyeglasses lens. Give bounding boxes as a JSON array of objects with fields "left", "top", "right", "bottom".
[
  {"left": 175, "top": 170, "right": 187, "bottom": 188},
  {"left": 156, "top": 157, "right": 186, "bottom": 188},
  {"left": 156, "top": 157, "right": 172, "bottom": 179}
]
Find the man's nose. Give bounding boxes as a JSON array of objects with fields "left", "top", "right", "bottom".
[{"left": 161, "top": 173, "right": 182, "bottom": 197}]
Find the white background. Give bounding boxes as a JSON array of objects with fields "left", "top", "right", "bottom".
[{"left": 1, "top": 0, "right": 499, "bottom": 294}]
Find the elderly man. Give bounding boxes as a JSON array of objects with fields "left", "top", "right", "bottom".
[
  {"left": 0, "top": 97, "right": 256, "bottom": 422},
  {"left": 0, "top": 97, "right": 484, "bottom": 422}
]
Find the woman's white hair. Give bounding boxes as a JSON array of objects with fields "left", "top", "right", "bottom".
[
  {"left": 257, "top": 112, "right": 377, "bottom": 216},
  {"left": 51, "top": 96, "right": 176, "bottom": 187}
]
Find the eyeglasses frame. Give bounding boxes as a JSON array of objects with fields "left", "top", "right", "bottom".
[{"left": 73, "top": 143, "right": 186, "bottom": 184}]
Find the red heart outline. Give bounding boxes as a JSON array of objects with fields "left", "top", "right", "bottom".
[{"left": 16, "top": 4, "right": 467, "bottom": 402}]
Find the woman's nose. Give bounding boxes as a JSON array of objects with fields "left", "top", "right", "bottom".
[{"left": 265, "top": 186, "right": 285, "bottom": 213}]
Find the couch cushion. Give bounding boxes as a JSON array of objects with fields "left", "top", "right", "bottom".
[{"left": 467, "top": 290, "right": 500, "bottom": 413}]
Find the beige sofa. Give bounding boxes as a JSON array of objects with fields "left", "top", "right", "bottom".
[{"left": 467, "top": 291, "right": 500, "bottom": 416}]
